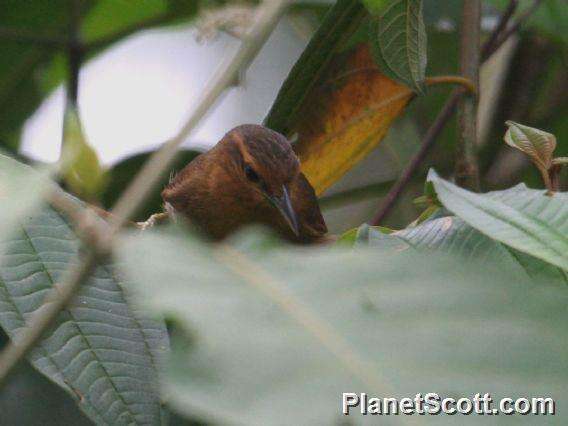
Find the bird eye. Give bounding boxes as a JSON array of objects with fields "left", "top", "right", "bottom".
[{"left": 244, "top": 165, "right": 260, "bottom": 183}]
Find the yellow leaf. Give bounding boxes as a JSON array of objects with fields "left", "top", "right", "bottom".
[{"left": 294, "top": 44, "right": 414, "bottom": 195}]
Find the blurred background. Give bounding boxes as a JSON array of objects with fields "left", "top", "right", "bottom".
[{"left": 0, "top": 0, "right": 566, "bottom": 422}]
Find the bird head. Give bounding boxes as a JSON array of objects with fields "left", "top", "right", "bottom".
[{"left": 219, "top": 124, "right": 301, "bottom": 236}]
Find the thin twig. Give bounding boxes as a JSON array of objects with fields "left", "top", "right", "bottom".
[
  {"left": 0, "top": 0, "right": 290, "bottom": 388},
  {"left": 481, "top": 0, "right": 518, "bottom": 62},
  {"left": 370, "top": 0, "right": 544, "bottom": 224},
  {"left": 67, "top": 0, "right": 83, "bottom": 106},
  {"left": 485, "top": 0, "right": 545, "bottom": 60}
]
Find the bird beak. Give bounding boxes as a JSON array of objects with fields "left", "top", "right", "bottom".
[{"left": 268, "top": 186, "right": 300, "bottom": 237}]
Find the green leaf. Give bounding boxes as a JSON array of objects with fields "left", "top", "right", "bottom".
[
  {"left": 263, "top": 0, "right": 368, "bottom": 135},
  {"left": 360, "top": 216, "right": 568, "bottom": 285},
  {"left": 81, "top": 0, "right": 168, "bottom": 43},
  {"left": 0, "top": 192, "right": 169, "bottom": 425},
  {"left": 61, "top": 106, "right": 107, "bottom": 202},
  {"left": 429, "top": 170, "right": 568, "bottom": 271},
  {"left": 504, "top": 121, "right": 557, "bottom": 173},
  {"left": 361, "top": 0, "right": 389, "bottom": 15},
  {"left": 369, "top": 0, "right": 427, "bottom": 94},
  {"left": 0, "top": 153, "right": 52, "bottom": 242},
  {"left": 118, "top": 227, "right": 568, "bottom": 424}
]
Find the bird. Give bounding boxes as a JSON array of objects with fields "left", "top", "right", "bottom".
[{"left": 161, "top": 124, "right": 328, "bottom": 243}]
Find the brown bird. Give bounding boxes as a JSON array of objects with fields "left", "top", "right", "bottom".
[{"left": 161, "top": 124, "right": 327, "bottom": 242}]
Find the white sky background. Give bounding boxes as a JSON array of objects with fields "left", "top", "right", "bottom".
[{"left": 21, "top": 18, "right": 308, "bottom": 165}]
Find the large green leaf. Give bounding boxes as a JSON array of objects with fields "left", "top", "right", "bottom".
[
  {"left": 429, "top": 171, "right": 568, "bottom": 271},
  {"left": 119, "top": 227, "right": 568, "bottom": 425},
  {"left": 263, "top": 0, "right": 368, "bottom": 135},
  {"left": 356, "top": 217, "right": 568, "bottom": 286},
  {"left": 0, "top": 191, "right": 169, "bottom": 425},
  {"left": 0, "top": 153, "right": 52, "bottom": 241},
  {"left": 368, "top": 0, "right": 427, "bottom": 93}
]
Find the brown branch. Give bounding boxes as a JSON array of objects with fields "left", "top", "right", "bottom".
[
  {"left": 425, "top": 75, "right": 477, "bottom": 94},
  {"left": 370, "top": 0, "right": 544, "bottom": 225},
  {"left": 0, "top": 0, "right": 290, "bottom": 388},
  {"left": 455, "top": 0, "right": 482, "bottom": 191},
  {"left": 485, "top": 0, "right": 545, "bottom": 61},
  {"left": 481, "top": 0, "right": 518, "bottom": 62}
]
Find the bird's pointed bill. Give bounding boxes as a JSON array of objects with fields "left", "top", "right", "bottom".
[{"left": 268, "top": 186, "right": 299, "bottom": 236}]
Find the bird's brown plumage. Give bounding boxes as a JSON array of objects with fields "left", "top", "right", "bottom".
[{"left": 161, "top": 124, "right": 327, "bottom": 242}]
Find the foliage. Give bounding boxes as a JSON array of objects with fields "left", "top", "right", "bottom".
[
  {"left": 0, "top": 154, "right": 168, "bottom": 425},
  {"left": 264, "top": 0, "right": 423, "bottom": 195},
  {"left": 368, "top": 0, "right": 427, "bottom": 93},
  {"left": 0, "top": 0, "right": 567, "bottom": 424},
  {"left": 0, "top": 0, "right": 200, "bottom": 155}
]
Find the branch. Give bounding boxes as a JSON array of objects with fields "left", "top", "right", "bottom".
[
  {"left": 484, "top": 0, "right": 545, "bottom": 61},
  {"left": 0, "top": 0, "right": 290, "bottom": 387},
  {"left": 481, "top": 0, "right": 518, "bottom": 62},
  {"left": 455, "top": 0, "right": 481, "bottom": 191},
  {"left": 370, "top": 0, "right": 544, "bottom": 224}
]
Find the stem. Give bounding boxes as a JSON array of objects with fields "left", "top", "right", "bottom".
[
  {"left": 485, "top": 0, "right": 545, "bottom": 60},
  {"left": 67, "top": 0, "right": 83, "bottom": 106},
  {"left": 425, "top": 75, "right": 476, "bottom": 94},
  {"left": 0, "top": 0, "right": 290, "bottom": 389},
  {"left": 481, "top": 0, "right": 518, "bottom": 62},
  {"left": 455, "top": 0, "right": 481, "bottom": 191},
  {"left": 370, "top": 0, "right": 544, "bottom": 224}
]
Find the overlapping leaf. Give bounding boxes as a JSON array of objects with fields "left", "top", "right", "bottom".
[
  {"left": 0, "top": 156, "right": 168, "bottom": 425},
  {"left": 0, "top": 153, "right": 52, "bottom": 242},
  {"left": 504, "top": 121, "right": 556, "bottom": 175},
  {"left": 265, "top": 0, "right": 415, "bottom": 195},
  {"left": 429, "top": 171, "right": 568, "bottom": 270},
  {"left": 369, "top": 0, "right": 427, "bottom": 93},
  {"left": 119, "top": 225, "right": 568, "bottom": 425}
]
